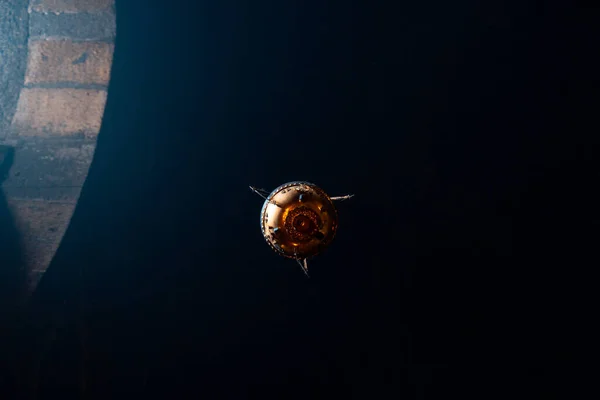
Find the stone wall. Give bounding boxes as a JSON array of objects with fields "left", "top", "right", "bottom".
[{"left": 1, "top": 0, "right": 116, "bottom": 292}]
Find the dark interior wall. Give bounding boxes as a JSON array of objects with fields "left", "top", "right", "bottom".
[{"left": 11, "top": 1, "right": 590, "bottom": 398}]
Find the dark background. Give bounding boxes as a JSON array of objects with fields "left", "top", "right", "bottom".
[{"left": 3, "top": 0, "right": 592, "bottom": 398}]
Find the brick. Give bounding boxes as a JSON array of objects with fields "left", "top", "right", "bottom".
[
  {"left": 22, "top": 238, "right": 60, "bottom": 273},
  {"left": 1, "top": 186, "right": 81, "bottom": 203},
  {"left": 25, "top": 40, "right": 114, "bottom": 86},
  {"left": 2, "top": 139, "right": 95, "bottom": 190},
  {"left": 29, "top": 9, "right": 116, "bottom": 40},
  {"left": 12, "top": 88, "right": 107, "bottom": 137},
  {"left": 30, "top": 0, "right": 113, "bottom": 14},
  {"left": 7, "top": 198, "right": 73, "bottom": 240},
  {"left": 6, "top": 198, "right": 75, "bottom": 283}
]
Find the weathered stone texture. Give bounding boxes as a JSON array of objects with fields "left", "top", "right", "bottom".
[
  {"left": 25, "top": 39, "right": 114, "bottom": 86},
  {"left": 2, "top": 139, "right": 95, "bottom": 188},
  {"left": 30, "top": 0, "right": 113, "bottom": 14},
  {"left": 6, "top": 198, "right": 74, "bottom": 275},
  {"left": 29, "top": 9, "right": 116, "bottom": 39},
  {"left": 12, "top": 88, "right": 107, "bottom": 137}
]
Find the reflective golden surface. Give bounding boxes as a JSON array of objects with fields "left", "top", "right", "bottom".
[{"left": 260, "top": 181, "right": 338, "bottom": 259}]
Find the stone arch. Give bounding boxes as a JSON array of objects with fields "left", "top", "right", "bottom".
[{"left": 0, "top": 0, "right": 116, "bottom": 292}]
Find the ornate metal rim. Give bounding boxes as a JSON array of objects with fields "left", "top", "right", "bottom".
[{"left": 259, "top": 181, "right": 338, "bottom": 260}]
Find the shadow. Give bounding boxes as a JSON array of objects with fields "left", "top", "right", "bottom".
[
  {"left": 16, "top": 1, "right": 587, "bottom": 398},
  {"left": 0, "top": 145, "right": 26, "bottom": 308},
  {"left": 0, "top": 144, "right": 27, "bottom": 395}
]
